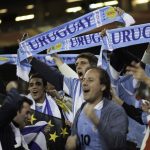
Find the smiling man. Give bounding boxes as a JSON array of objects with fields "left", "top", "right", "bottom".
[
  {"left": 28, "top": 73, "right": 62, "bottom": 118},
  {"left": 30, "top": 52, "right": 98, "bottom": 117},
  {"left": 27, "top": 73, "right": 73, "bottom": 123},
  {"left": 66, "top": 67, "right": 128, "bottom": 150}
]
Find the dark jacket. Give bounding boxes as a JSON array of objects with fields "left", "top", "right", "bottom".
[
  {"left": 0, "top": 89, "right": 25, "bottom": 150},
  {"left": 72, "top": 99, "right": 128, "bottom": 150},
  {"left": 122, "top": 102, "right": 144, "bottom": 125},
  {"left": 31, "top": 57, "right": 64, "bottom": 91}
]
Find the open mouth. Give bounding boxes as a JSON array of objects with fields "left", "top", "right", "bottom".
[
  {"left": 77, "top": 71, "right": 83, "bottom": 80},
  {"left": 83, "top": 89, "right": 90, "bottom": 94},
  {"left": 32, "top": 90, "right": 38, "bottom": 95}
]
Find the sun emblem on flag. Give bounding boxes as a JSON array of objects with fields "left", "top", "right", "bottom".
[
  {"left": 54, "top": 43, "right": 62, "bottom": 50},
  {"left": 105, "top": 7, "right": 117, "bottom": 19},
  {"left": 0, "top": 57, "right": 9, "bottom": 61}
]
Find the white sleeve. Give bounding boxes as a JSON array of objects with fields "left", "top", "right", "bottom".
[
  {"left": 141, "top": 51, "right": 150, "bottom": 64},
  {"left": 63, "top": 76, "right": 78, "bottom": 97},
  {"left": 121, "top": 13, "right": 135, "bottom": 27},
  {"left": 107, "top": 63, "right": 120, "bottom": 88},
  {"left": 58, "top": 63, "right": 78, "bottom": 78},
  {"left": 147, "top": 114, "right": 150, "bottom": 123},
  {"left": 109, "top": 63, "right": 120, "bottom": 80}
]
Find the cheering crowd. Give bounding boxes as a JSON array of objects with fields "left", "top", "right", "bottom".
[{"left": 0, "top": 6, "right": 150, "bottom": 150}]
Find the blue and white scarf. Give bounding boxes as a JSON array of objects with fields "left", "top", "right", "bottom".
[
  {"left": 0, "top": 54, "right": 77, "bottom": 66},
  {"left": 47, "top": 33, "right": 102, "bottom": 54},
  {"left": 16, "top": 54, "right": 78, "bottom": 81},
  {"left": 103, "top": 23, "right": 150, "bottom": 51},
  {"left": 18, "top": 6, "right": 125, "bottom": 61},
  {"left": 27, "top": 94, "right": 62, "bottom": 118},
  {"left": 22, "top": 121, "right": 48, "bottom": 150},
  {"left": 98, "top": 23, "right": 150, "bottom": 68},
  {"left": 0, "top": 54, "right": 17, "bottom": 65},
  {"left": 16, "top": 6, "right": 136, "bottom": 81},
  {"left": 11, "top": 123, "right": 29, "bottom": 149}
]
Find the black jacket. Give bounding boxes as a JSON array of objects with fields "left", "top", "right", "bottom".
[{"left": 0, "top": 89, "right": 25, "bottom": 150}]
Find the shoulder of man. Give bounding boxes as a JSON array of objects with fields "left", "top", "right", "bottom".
[{"left": 103, "top": 98, "right": 127, "bottom": 114}]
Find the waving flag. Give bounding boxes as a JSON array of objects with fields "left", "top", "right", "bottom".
[
  {"left": 0, "top": 54, "right": 17, "bottom": 65},
  {"left": 18, "top": 6, "right": 126, "bottom": 62},
  {"left": 0, "top": 54, "right": 78, "bottom": 66},
  {"left": 22, "top": 109, "right": 70, "bottom": 150},
  {"left": 104, "top": 23, "right": 150, "bottom": 51},
  {"left": 16, "top": 6, "right": 136, "bottom": 81}
]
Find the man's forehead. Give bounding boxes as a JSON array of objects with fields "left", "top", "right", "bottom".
[
  {"left": 76, "top": 57, "right": 89, "bottom": 62},
  {"left": 29, "top": 78, "right": 43, "bottom": 83},
  {"left": 23, "top": 102, "right": 31, "bottom": 108},
  {"left": 85, "top": 69, "right": 98, "bottom": 77}
]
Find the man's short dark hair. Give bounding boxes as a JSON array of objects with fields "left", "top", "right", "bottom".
[
  {"left": 29, "top": 73, "right": 47, "bottom": 86},
  {"left": 18, "top": 96, "right": 33, "bottom": 112},
  {"left": 76, "top": 53, "right": 98, "bottom": 67},
  {"left": 22, "top": 96, "right": 33, "bottom": 105}
]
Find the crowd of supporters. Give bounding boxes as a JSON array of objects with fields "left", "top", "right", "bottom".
[{"left": 0, "top": 6, "right": 150, "bottom": 150}]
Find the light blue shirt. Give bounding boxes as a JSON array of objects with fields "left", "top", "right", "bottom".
[{"left": 77, "top": 101, "right": 106, "bottom": 150}]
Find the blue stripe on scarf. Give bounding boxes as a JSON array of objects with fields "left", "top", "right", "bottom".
[
  {"left": 0, "top": 54, "right": 78, "bottom": 65},
  {"left": 104, "top": 23, "right": 150, "bottom": 50},
  {"left": 29, "top": 141, "right": 42, "bottom": 150},
  {"left": 18, "top": 6, "right": 124, "bottom": 61},
  {"left": 43, "top": 97, "right": 53, "bottom": 116},
  {"left": 21, "top": 125, "right": 46, "bottom": 135},
  {"left": 48, "top": 33, "right": 102, "bottom": 54}
]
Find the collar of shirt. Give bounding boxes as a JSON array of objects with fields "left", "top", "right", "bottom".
[
  {"left": 147, "top": 115, "right": 150, "bottom": 124},
  {"left": 36, "top": 103, "right": 44, "bottom": 107},
  {"left": 94, "top": 100, "right": 103, "bottom": 110}
]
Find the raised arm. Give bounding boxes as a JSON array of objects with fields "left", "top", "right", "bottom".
[
  {"left": 112, "top": 88, "right": 144, "bottom": 124},
  {"left": 30, "top": 57, "right": 64, "bottom": 91},
  {"left": 83, "top": 101, "right": 128, "bottom": 149},
  {"left": 141, "top": 43, "right": 150, "bottom": 64},
  {"left": 0, "top": 81, "right": 22, "bottom": 127},
  {"left": 126, "top": 62, "right": 150, "bottom": 87},
  {"left": 51, "top": 53, "right": 78, "bottom": 78}
]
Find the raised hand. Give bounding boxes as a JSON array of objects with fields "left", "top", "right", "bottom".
[
  {"left": 84, "top": 103, "right": 99, "bottom": 127},
  {"left": 126, "top": 62, "right": 147, "bottom": 81},
  {"left": 114, "top": 7, "right": 125, "bottom": 16},
  {"left": 6, "top": 81, "right": 18, "bottom": 92},
  {"left": 51, "top": 53, "right": 64, "bottom": 66},
  {"left": 146, "top": 43, "right": 150, "bottom": 53},
  {"left": 142, "top": 100, "right": 150, "bottom": 113},
  {"left": 17, "top": 33, "right": 29, "bottom": 43}
]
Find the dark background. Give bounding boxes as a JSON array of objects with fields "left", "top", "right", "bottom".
[{"left": 0, "top": 0, "right": 149, "bottom": 91}]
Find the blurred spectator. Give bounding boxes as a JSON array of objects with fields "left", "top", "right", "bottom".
[{"left": 0, "top": 81, "right": 32, "bottom": 149}]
